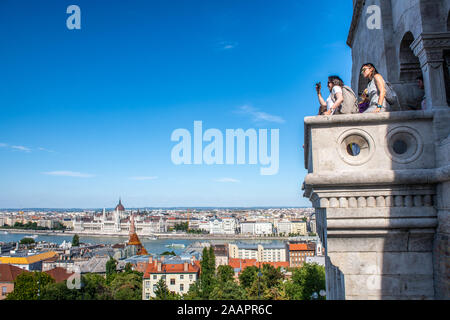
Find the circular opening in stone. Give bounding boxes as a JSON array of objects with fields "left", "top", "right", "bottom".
[
  {"left": 385, "top": 127, "right": 423, "bottom": 164},
  {"left": 346, "top": 143, "right": 361, "bottom": 156},
  {"left": 392, "top": 140, "right": 408, "bottom": 155}
]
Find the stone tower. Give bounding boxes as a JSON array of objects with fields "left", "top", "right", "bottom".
[{"left": 303, "top": 0, "right": 450, "bottom": 299}]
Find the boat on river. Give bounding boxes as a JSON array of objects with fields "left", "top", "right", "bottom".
[{"left": 165, "top": 243, "right": 185, "bottom": 249}]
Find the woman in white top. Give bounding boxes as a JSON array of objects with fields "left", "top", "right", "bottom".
[
  {"left": 316, "top": 76, "right": 345, "bottom": 115},
  {"left": 360, "top": 63, "right": 387, "bottom": 113}
]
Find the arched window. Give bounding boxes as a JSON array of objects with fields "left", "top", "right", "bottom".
[{"left": 399, "top": 32, "right": 422, "bottom": 82}]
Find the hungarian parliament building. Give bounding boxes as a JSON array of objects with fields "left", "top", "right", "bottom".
[{"left": 72, "top": 199, "right": 166, "bottom": 236}]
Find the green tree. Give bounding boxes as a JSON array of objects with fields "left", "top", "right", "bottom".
[
  {"left": 6, "top": 272, "right": 55, "bottom": 300},
  {"left": 72, "top": 234, "right": 80, "bottom": 247},
  {"left": 210, "top": 280, "right": 247, "bottom": 300},
  {"left": 20, "top": 237, "right": 35, "bottom": 245},
  {"left": 286, "top": 263, "right": 325, "bottom": 300},
  {"left": 183, "top": 280, "right": 203, "bottom": 300},
  {"left": 246, "top": 275, "right": 268, "bottom": 300},
  {"left": 153, "top": 278, "right": 180, "bottom": 300},
  {"left": 109, "top": 272, "right": 142, "bottom": 300},
  {"left": 40, "top": 281, "right": 80, "bottom": 300},
  {"left": 199, "top": 246, "right": 216, "bottom": 299},
  {"left": 106, "top": 257, "right": 118, "bottom": 280},
  {"left": 261, "top": 264, "right": 284, "bottom": 288},
  {"left": 53, "top": 221, "right": 66, "bottom": 231},
  {"left": 79, "top": 273, "right": 112, "bottom": 300},
  {"left": 160, "top": 251, "right": 176, "bottom": 256},
  {"left": 238, "top": 266, "right": 259, "bottom": 290},
  {"left": 217, "top": 265, "right": 234, "bottom": 284},
  {"left": 14, "top": 222, "right": 24, "bottom": 228},
  {"left": 263, "top": 281, "right": 288, "bottom": 300},
  {"left": 124, "top": 262, "right": 133, "bottom": 273},
  {"left": 174, "top": 222, "right": 189, "bottom": 231}
]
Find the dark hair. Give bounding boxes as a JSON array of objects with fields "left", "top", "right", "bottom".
[
  {"left": 416, "top": 75, "right": 423, "bottom": 81},
  {"left": 328, "top": 75, "right": 344, "bottom": 87},
  {"left": 360, "top": 63, "right": 379, "bottom": 76}
]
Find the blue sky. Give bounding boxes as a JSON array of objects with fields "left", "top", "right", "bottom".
[{"left": 0, "top": 0, "right": 353, "bottom": 208}]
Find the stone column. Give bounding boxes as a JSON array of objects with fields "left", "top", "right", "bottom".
[
  {"left": 411, "top": 33, "right": 450, "bottom": 110},
  {"left": 309, "top": 191, "right": 437, "bottom": 300}
]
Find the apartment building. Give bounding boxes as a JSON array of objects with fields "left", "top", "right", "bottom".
[
  {"left": 288, "top": 243, "right": 316, "bottom": 268},
  {"left": 240, "top": 222, "right": 273, "bottom": 235},
  {"left": 291, "top": 221, "right": 308, "bottom": 235},
  {"left": 198, "top": 218, "right": 237, "bottom": 234},
  {"left": 0, "top": 264, "right": 29, "bottom": 300},
  {"left": 0, "top": 251, "right": 59, "bottom": 271},
  {"left": 142, "top": 256, "right": 201, "bottom": 299},
  {"left": 276, "top": 220, "right": 292, "bottom": 235},
  {"left": 229, "top": 243, "right": 287, "bottom": 262}
]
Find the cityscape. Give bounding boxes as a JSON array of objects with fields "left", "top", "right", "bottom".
[
  {"left": 0, "top": 199, "right": 324, "bottom": 300},
  {"left": 1, "top": 0, "right": 449, "bottom": 307}
]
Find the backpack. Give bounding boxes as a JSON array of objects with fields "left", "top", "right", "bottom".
[
  {"left": 340, "top": 85, "right": 359, "bottom": 114},
  {"left": 384, "top": 81, "right": 399, "bottom": 106}
]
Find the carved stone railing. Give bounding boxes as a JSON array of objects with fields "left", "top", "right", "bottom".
[{"left": 303, "top": 110, "right": 449, "bottom": 300}]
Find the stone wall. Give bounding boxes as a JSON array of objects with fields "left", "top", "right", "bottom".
[
  {"left": 304, "top": 0, "right": 450, "bottom": 299},
  {"left": 303, "top": 111, "right": 445, "bottom": 299}
]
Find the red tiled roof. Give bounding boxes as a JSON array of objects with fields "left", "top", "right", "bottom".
[
  {"left": 228, "top": 258, "right": 289, "bottom": 270},
  {"left": 0, "top": 264, "right": 29, "bottom": 282},
  {"left": 135, "top": 262, "right": 147, "bottom": 273},
  {"left": 229, "top": 258, "right": 257, "bottom": 269},
  {"left": 143, "top": 261, "right": 201, "bottom": 278},
  {"left": 44, "top": 267, "right": 75, "bottom": 283},
  {"left": 289, "top": 243, "right": 309, "bottom": 251}
]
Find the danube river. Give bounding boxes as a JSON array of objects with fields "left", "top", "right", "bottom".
[{"left": 0, "top": 232, "right": 286, "bottom": 256}]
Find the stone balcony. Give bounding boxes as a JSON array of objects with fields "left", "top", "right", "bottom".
[{"left": 302, "top": 110, "right": 450, "bottom": 300}]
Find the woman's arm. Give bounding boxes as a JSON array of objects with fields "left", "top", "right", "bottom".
[
  {"left": 317, "top": 92, "right": 327, "bottom": 107},
  {"left": 374, "top": 74, "right": 386, "bottom": 113}
]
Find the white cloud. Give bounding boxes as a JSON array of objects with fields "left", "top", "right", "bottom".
[
  {"left": 215, "top": 178, "right": 240, "bottom": 183},
  {"left": 0, "top": 143, "right": 7, "bottom": 147},
  {"left": 42, "top": 171, "right": 94, "bottom": 178},
  {"left": 236, "top": 105, "right": 285, "bottom": 124},
  {"left": 216, "top": 41, "right": 238, "bottom": 51},
  {"left": 11, "top": 145, "right": 31, "bottom": 152},
  {"left": 129, "top": 176, "right": 158, "bottom": 181},
  {"left": 38, "top": 147, "right": 56, "bottom": 153}
]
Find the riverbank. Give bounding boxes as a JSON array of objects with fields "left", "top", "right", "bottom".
[{"left": 0, "top": 228, "right": 318, "bottom": 241}]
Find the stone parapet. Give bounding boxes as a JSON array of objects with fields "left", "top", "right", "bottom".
[{"left": 303, "top": 110, "right": 450, "bottom": 299}]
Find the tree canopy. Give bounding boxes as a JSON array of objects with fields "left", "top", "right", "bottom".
[
  {"left": 6, "top": 272, "right": 54, "bottom": 300},
  {"left": 72, "top": 234, "right": 80, "bottom": 247}
]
